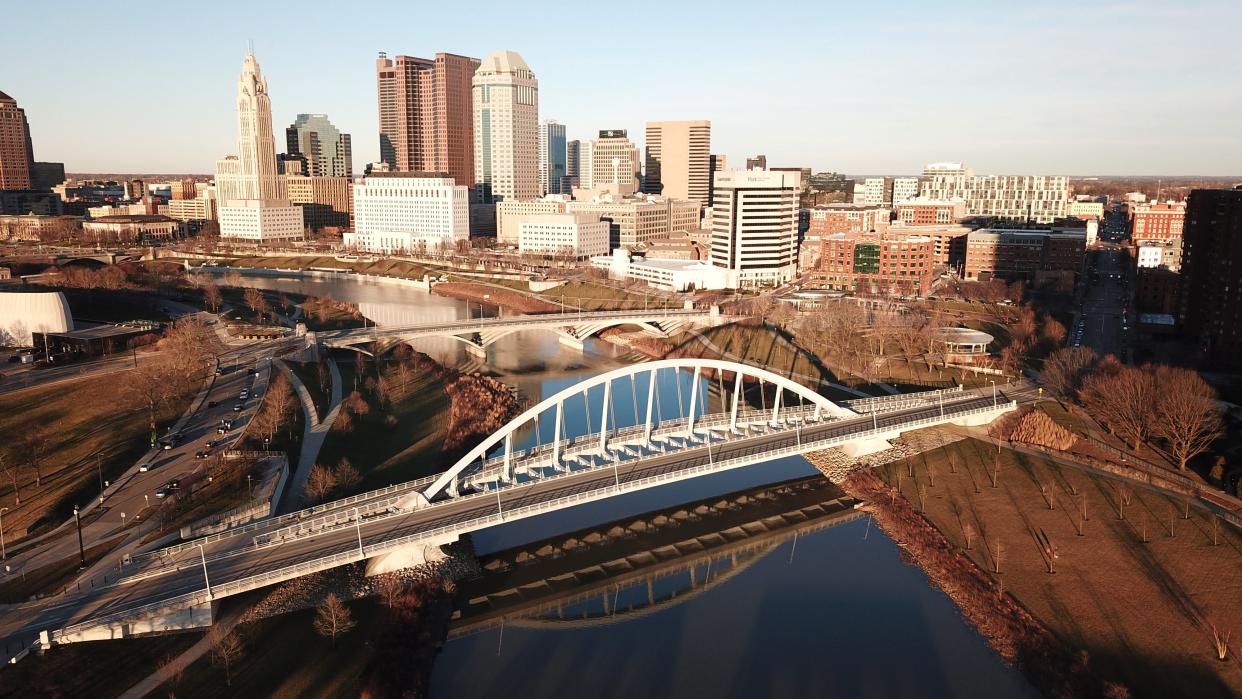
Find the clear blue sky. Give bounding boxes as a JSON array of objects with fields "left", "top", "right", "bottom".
[{"left": 6, "top": 0, "right": 1240, "bottom": 175}]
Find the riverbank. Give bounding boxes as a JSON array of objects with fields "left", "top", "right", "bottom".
[
  {"left": 430, "top": 281, "right": 560, "bottom": 314},
  {"left": 828, "top": 437, "right": 1242, "bottom": 697}
]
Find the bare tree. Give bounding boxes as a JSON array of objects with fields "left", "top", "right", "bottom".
[
  {"left": 313, "top": 593, "right": 356, "bottom": 647},
  {"left": 1210, "top": 621, "right": 1232, "bottom": 661},
  {"left": 209, "top": 628, "right": 245, "bottom": 687},
  {"left": 0, "top": 448, "right": 20, "bottom": 506},
  {"left": 335, "top": 458, "right": 362, "bottom": 492},
  {"left": 243, "top": 287, "right": 269, "bottom": 323},
  {"left": 1080, "top": 365, "right": 1156, "bottom": 450},
  {"left": 120, "top": 357, "right": 182, "bottom": 432},
  {"left": 375, "top": 575, "right": 404, "bottom": 609},
  {"left": 304, "top": 464, "right": 337, "bottom": 504},
  {"left": 261, "top": 372, "right": 297, "bottom": 440},
  {"left": 20, "top": 430, "right": 49, "bottom": 487},
  {"left": 1152, "top": 366, "right": 1224, "bottom": 471},
  {"left": 1041, "top": 347, "right": 1099, "bottom": 402},
  {"left": 202, "top": 282, "right": 223, "bottom": 313}
]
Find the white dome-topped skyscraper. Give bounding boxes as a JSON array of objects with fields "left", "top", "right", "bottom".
[{"left": 472, "top": 50, "right": 539, "bottom": 203}]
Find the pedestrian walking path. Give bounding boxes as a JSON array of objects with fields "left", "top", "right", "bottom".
[{"left": 277, "top": 358, "right": 343, "bottom": 512}]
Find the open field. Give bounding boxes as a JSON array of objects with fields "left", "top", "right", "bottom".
[
  {"left": 222, "top": 255, "right": 440, "bottom": 281},
  {"left": 0, "top": 372, "right": 197, "bottom": 547},
  {"left": 881, "top": 438, "right": 1242, "bottom": 697}
]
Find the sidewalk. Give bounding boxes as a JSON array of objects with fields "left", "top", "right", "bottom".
[{"left": 277, "top": 358, "right": 343, "bottom": 512}]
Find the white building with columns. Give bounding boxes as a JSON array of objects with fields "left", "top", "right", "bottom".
[{"left": 346, "top": 172, "right": 469, "bottom": 254}]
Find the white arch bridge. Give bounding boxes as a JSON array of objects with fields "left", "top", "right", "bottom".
[
  {"left": 313, "top": 308, "right": 719, "bottom": 356},
  {"left": 34, "top": 359, "right": 1016, "bottom": 648}
]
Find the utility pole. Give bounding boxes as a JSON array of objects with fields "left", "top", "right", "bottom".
[{"left": 73, "top": 506, "right": 86, "bottom": 569}]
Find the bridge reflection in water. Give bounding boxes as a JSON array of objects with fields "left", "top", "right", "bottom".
[{"left": 450, "top": 475, "right": 862, "bottom": 638}]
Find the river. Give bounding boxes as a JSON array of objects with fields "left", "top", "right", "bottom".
[{"left": 209, "top": 271, "right": 1037, "bottom": 698}]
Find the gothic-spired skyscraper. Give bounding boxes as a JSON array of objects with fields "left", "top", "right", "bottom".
[
  {"left": 472, "top": 50, "right": 539, "bottom": 202},
  {"left": 216, "top": 53, "right": 282, "bottom": 203},
  {"left": 286, "top": 114, "right": 352, "bottom": 178}
]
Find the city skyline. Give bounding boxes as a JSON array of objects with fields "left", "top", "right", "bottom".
[{"left": 5, "top": 0, "right": 1242, "bottom": 176}]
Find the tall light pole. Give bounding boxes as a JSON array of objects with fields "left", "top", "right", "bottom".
[
  {"left": 0, "top": 507, "right": 8, "bottom": 561},
  {"left": 73, "top": 506, "right": 86, "bottom": 569},
  {"left": 990, "top": 380, "right": 997, "bottom": 407},
  {"left": 197, "top": 543, "right": 213, "bottom": 600},
  {"left": 352, "top": 507, "right": 364, "bottom": 556}
]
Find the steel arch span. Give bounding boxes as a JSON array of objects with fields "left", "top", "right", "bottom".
[{"left": 413, "top": 358, "right": 856, "bottom": 504}]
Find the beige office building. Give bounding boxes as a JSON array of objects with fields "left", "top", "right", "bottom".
[
  {"left": 567, "top": 194, "right": 700, "bottom": 249},
  {"left": 495, "top": 196, "right": 569, "bottom": 245},
  {"left": 473, "top": 50, "right": 539, "bottom": 202},
  {"left": 591, "top": 130, "right": 640, "bottom": 196},
  {"left": 285, "top": 175, "right": 351, "bottom": 229},
  {"left": 644, "top": 120, "right": 710, "bottom": 208}
]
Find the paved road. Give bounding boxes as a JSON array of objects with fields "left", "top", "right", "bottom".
[
  {"left": 0, "top": 389, "right": 1016, "bottom": 646},
  {"left": 1075, "top": 246, "right": 1130, "bottom": 360},
  {"left": 0, "top": 338, "right": 294, "bottom": 580}
]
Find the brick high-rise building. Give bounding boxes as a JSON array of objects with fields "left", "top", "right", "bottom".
[
  {"left": 964, "top": 228, "right": 1086, "bottom": 291},
  {"left": 807, "top": 204, "right": 890, "bottom": 236},
  {"left": 1179, "top": 188, "right": 1242, "bottom": 369},
  {"left": 376, "top": 51, "right": 480, "bottom": 186},
  {"left": 0, "top": 90, "right": 34, "bottom": 190},
  {"left": 1130, "top": 201, "right": 1186, "bottom": 244},
  {"left": 896, "top": 198, "right": 966, "bottom": 226}
]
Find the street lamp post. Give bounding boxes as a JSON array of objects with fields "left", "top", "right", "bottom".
[
  {"left": 73, "top": 506, "right": 86, "bottom": 569},
  {"left": 197, "top": 543, "right": 212, "bottom": 600},
  {"left": 0, "top": 507, "right": 8, "bottom": 561},
  {"left": 352, "top": 507, "right": 364, "bottom": 556}
]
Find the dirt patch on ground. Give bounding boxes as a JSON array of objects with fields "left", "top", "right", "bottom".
[{"left": 432, "top": 282, "right": 560, "bottom": 314}]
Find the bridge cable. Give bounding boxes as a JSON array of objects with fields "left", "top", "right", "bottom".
[
  {"left": 676, "top": 367, "right": 685, "bottom": 422},
  {"left": 629, "top": 374, "right": 640, "bottom": 429}
]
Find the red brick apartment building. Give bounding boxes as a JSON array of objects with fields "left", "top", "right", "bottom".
[{"left": 807, "top": 232, "right": 935, "bottom": 296}]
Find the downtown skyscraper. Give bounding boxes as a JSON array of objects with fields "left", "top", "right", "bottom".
[
  {"left": 644, "top": 120, "right": 711, "bottom": 208},
  {"left": 375, "top": 52, "right": 479, "bottom": 186},
  {"left": 215, "top": 53, "right": 282, "bottom": 203},
  {"left": 472, "top": 50, "right": 539, "bottom": 202},
  {"left": 538, "top": 119, "right": 567, "bottom": 195},
  {"left": 0, "top": 90, "right": 35, "bottom": 190},
  {"left": 286, "top": 113, "right": 352, "bottom": 178}
]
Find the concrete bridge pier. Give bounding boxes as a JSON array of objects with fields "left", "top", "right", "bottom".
[
  {"left": 463, "top": 341, "right": 488, "bottom": 359},
  {"left": 364, "top": 534, "right": 459, "bottom": 576},
  {"left": 557, "top": 333, "right": 585, "bottom": 352}
]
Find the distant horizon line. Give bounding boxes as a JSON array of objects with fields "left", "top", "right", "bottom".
[{"left": 57, "top": 171, "right": 1242, "bottom": 181}]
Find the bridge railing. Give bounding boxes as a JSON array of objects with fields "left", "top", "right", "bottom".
[
  {"left": 842, "top": 386, "right": 964, "bottom": 412},
  {"left": 318, "top": 309, "right": 713, "bottom": 341},
  {"left": 54, "top": 399, "right": 1017, "bottom": 640}
]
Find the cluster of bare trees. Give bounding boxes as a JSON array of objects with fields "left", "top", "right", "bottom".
[
  {"left": 304, "top": 458, "right": 363, "bottom": 504},
  {"left": 1046, "top": 347, "right": 1225, "bottom": 471},
  {"left": 242, "top": 287, "right": 271, "bottom": 324},
  {"left": 999, "top": 308, "right": 1065, "bottom": 373},
  {"left": 250, "top": 372, "right": 297, "bottom": 447},
  {"left": 119, "top": 316, "right": 215, "bottom": 433}
]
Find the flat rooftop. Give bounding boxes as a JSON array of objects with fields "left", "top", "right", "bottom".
[{"left": 45, "top": 321, "right": 160, "bottom": 340}]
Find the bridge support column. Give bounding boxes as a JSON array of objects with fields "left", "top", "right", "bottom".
[
  {"left": 552, "top": 400, "right": 563, "bottom": 467},
  {"left": 686, "top": 367, "right": 700, "bottom": 435},
  {"left": 771, "top": 389, "right": 782, "bottom": 426},
  {"left": 557, "top": 332, "right": 585, "bottom": 352},
  {"left": 600, "top": 380, "right": 611, "bottom": 452},
  {"left": 730, "top": 371, "right": 742, "bottom": 430},
  {"left": 643, "top": 368, "right": 656, "bottom": 444},
  {"left": 464, "top": 342, "right": 487, "bottom": 359},
  {"left": 364, "top": 534, "right": 458, "bottom": 576},
  {"left": 502, "top": 432, "right": 513, "bottom": 482}
]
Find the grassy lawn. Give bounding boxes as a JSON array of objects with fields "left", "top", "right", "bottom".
[
  {"left": 882, "top": 438, "right": 1242, "bottom": 697},
  {"left": 224, "top": 255, "right": 438, "bottom": 281},
  {"left": 0, "top": 632, "right": 199, "bottom": 698},
  {"left": 317, "top": 355, "right": 451, "bottom": 493},
  {"left": 536, "top": 280, "right": 680, "bottom": 310},
  {"left": 0, "top": 372, "right": 197, "bottom": 548}
]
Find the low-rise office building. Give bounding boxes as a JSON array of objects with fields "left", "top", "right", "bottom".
[
  {"left": 218, "top": 200, "right": 305, "bottom": 242},
  {"left": 517, "top": 213, "right": 609, "bottom": 259},
  {"left": 345, "top": 172, "right": 468, "bottom": 253},
  {"left": 81, "top": 214, "right": 184, "bottom": 244},
  {"left": 1130, "top": 201, "right": 1185, "bottom": 244},
  {"left": 895, "top": 198, "right": 966, "bottom": 226},
  {"left": 566, "top": 194, "right": 699, "bottom": 249},
  {"left": 495, "top": 195, "right": 569, "bottom": 245},
  {"left": 807, "top": 232, "right": 935, "bottom": 296},
  {"left": 591, "top": 248, "right": 731, "bottom": 291},
  {"left": 963, "top": 227, "right": 1086, "bottom": 289},
  {"left": 0, "top": 214, "right": 80, "bottom": 242}
]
